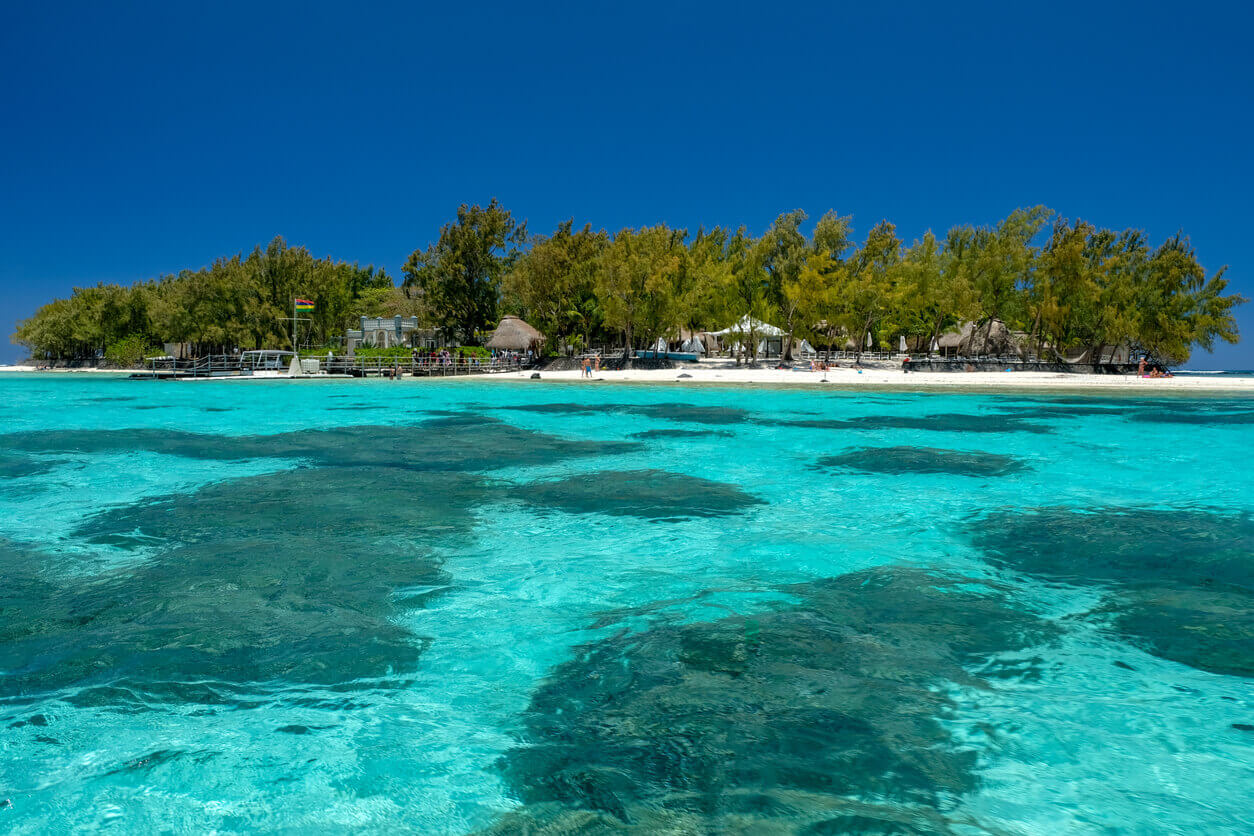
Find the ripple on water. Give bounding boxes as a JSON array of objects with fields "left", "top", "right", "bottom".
[
  {"left": 782, "top": 414, "right": 1052, "bottom": 434},
  {"left": 502, "top": 402, "right": 754, "bottom": 425}
]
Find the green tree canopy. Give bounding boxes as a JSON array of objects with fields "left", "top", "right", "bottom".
[{"left": 402, "top": 199, "right": 525, "bottom": 344}]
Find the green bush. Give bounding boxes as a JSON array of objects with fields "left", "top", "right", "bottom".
[
  {"left": 105, "top": 334, "right": 159, "bottom": 368},
  {"left": 298, "top": 346, "right": 343, "bottom": 358},
  {"left": 350, "top": 345, "right": 490, "bottom": 359},
  {"left": 351, "top": 346, "right": 419, "bottom": 358}
]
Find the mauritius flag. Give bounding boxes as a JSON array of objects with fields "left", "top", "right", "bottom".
[{"left": 294, "top": 298, "right": 315, "bottom": 311}]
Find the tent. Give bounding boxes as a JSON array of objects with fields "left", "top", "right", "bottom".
[
  {"left": 793, "top": 338, "right": 816, "bottom": 358},
  {"left": 681, "top": 336, "right": 706, "bottom": 354},
  {"left": 711, "top": 315, "right": 785, "bottom": 338}
]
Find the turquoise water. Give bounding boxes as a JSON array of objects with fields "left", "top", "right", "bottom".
[{"left": 1, "top": 374, "right": 1252, "bottom": 834}]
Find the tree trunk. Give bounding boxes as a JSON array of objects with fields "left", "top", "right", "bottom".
[
  {"left": 854, "top": 313, "right": 873, "bottom": 364},
  {"left": 928, "top": 316, "right": 944, "bottom": 357}
]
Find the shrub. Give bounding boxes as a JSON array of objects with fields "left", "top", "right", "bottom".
[{"left": 105, "top": 334, "right": 159, "bottom": 368}]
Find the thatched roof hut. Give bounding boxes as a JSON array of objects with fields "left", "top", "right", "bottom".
[
  {"left": 486, "top": 316, "right": 544, "bottom": 351},
  {"left": 935, "top": 319, "right": 1024, "bottom": 356}
]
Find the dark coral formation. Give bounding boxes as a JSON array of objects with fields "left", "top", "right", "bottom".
[
  {"left": 819, "top": 446, "right": 1028, "bottom": 478},
  {"left": 973, "top": 508, "right": 1254, "bottom": 677},
  {"left": 0, "top": 416, "right": 640, "bottom": 706},
  {"left": 628, "top": 428, "right": 735, "bottom": 440},
  {"left": 521, "top": 469, "right": 763, "bottom": 521},
  {"left": 0, "top": 414, "right": 638, "bottom": 471},
  {"left": 493, "top": 568, "right": 1057, "bottom": 833}
]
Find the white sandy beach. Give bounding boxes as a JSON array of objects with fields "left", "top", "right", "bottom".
[
  {"left": 4, "top": 362, "right": 1252, "bottom": 393},
  {"left": 479, "top": 362, "right": 1254, "bottom": 393}
]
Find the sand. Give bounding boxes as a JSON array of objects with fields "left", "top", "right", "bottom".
[
  {"left": 4, "top": 362, "right": 1251, "bottom": 394},
  {"left": 476, "top": 362, "right": 1254, "bottom": 393}
]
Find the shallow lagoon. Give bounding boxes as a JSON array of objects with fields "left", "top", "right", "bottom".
[{"left": 0, "top": 375, "right": 1252, "bottom": 833}]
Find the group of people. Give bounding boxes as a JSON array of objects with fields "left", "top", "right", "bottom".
[
  {"left": 492, "top": 349, "right": 532, "bottom": 365},
  {"left": 410, "top": 348, "right": 464, "bottom": 368},
  {"left": 1137, "top": 357, "right": 1174, "bottom": 378},
  {"left": 581, "top": 354, "right": 601, "bottom": 378}
]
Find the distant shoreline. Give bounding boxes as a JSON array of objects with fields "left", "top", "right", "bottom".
[
  {"left": 477, "top": 365, "right": 1254, "bottom": 393},
  {"left": 5, "top": 363, "right": 1253, "bottom": 394}
]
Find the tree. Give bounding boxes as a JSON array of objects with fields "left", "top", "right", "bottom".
[
  {"left": 784, "top": 211, "right": 853, "bottom": 356},
  {"left": 402, "top": 199, "right": 525, "bottom": 344},
  {"left": 719, "top": 227, "right": 774, "bottom": 364},
  {"left": 595, "top": 225, "right": 686, "bottom": 357},
  {"left": 888, "top": 231, "right": 960, "bottom": 354},
  {"left": 833, "top": 221, "right": 902, "bottom": 361},
  {"left": 1137, "top": 235, "right": 1244, "bottom": 364},
  {"left": 758, "top": 211, "right": 809, "bottom": 359},
  {"left": 681, "top": 227, "right": 736, "bottom": 337},
  {"left": 502, "top": 220, "right": 608, "bottom": 353},
  {"left": 957, "top": 207, "right": 1051, "bottom": 349}
]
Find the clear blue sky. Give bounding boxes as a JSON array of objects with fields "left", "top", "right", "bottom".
[{"left": 3, "top": 1, "right": 1251, "bottom": 366}]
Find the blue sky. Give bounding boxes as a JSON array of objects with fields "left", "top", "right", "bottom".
[{"left": 2, "top": 1, "right": 1251, "bottom": 366}]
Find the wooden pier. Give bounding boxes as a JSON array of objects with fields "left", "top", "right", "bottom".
[{"left": 131, "top": 353, "right": 530, "bottom": 380}]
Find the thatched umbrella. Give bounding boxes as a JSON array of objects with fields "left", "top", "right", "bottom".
[
  {"left": 936, "top": 327, "right": 967, "bottom": 354},
  {"left": 486, "top": 316, "right": 544, "bottom": 351}
]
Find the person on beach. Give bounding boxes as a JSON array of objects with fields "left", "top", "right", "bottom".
[
  {"left": 1139, "top": 357, "right": 1147, "bottom": 376},
  {"left": 583, "top": 357, "right": 592, "bottom": 378}
]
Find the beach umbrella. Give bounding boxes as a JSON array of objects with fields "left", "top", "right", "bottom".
[
  {"left": 930, "top": 338, "right": 939, "bottom": 353},
  {"left": 899, "top": 335, "right": 906, "bottom": 352},
  {"left": 865, "top": 332, "right": 872, "bottom": 349}
]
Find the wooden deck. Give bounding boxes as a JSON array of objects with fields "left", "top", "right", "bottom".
[{"left": 130, "top": 355, "right": 530, "bottom": 380}]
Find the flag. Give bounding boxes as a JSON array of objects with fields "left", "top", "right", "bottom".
[{"left": 295, "top": 299, "right": 314, "bottom": 311}]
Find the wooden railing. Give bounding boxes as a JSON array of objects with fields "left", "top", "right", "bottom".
[{"left": 136, "top": 354, "right": 531, "bottom": 379}]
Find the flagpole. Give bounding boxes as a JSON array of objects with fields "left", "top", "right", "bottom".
[{"left": 292, "top": 297, "right": 297, "bottom": 352}]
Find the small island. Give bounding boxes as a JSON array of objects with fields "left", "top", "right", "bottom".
[{"left": 11, "top": 202, "right": 1245, "bottom": 387}]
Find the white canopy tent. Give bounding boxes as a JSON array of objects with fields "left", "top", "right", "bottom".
[
  {"left": 712, "top": 315, "right": 785, "bottom": 338},
  {"left": 714, "top": 315, "right": 786, "bottom": 358},
  {"left": 680, "top": 336, "right": 706, "bottom": 354}
]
